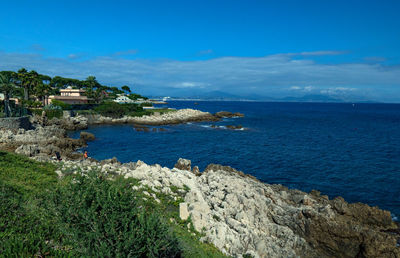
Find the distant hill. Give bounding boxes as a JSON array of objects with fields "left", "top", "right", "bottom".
[
  {"left": 150, "top": 91, "right": 377, "bottom": 103},
  {"left": 279, "top": 94, "right": 343, "bottom": 102}
]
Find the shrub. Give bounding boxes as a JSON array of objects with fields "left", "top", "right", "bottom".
[
  {"left": 21, "top": 100, "right": 43, "bottom": 108},
  {"left": 140, "top": 102, "right": 153, "bottom": 107},
  {"left": 0, "top": 151, "right": 61, "bottom": 256},
  {"left": 50, "top": 99, "right": 71, "bottom": 110},
  {"left": 52, "top": 172, "right": 182, "bottom": 257},
  {"left": 30, "top": 108, "right": 63, "bottom": 120},
  {"left": 94, "top": 102, "right": 142, "bottom": 118}
]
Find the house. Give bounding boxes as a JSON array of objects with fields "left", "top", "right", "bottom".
[
  {"left": 0, "top": 93, "right": 20, "bottom": 105},
  {"left": 114, "top": 96, "right": 134, "bottom": 104},
  {"left": 48, "top": 87, "right": 89, "bottom": 104}
]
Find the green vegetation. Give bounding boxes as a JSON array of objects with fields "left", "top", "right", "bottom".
[
  {"left": 0, "top": 151, "right": 226, "bottom": 257},
  {"left": 0, "top": 68, "right": 148, "bottom": 118},
  {"left": 50, "top": 99, "right": 71, "bottom": 110},
  {"left": 128, "top": 93, "right": 148, "bottom": 100},
  {"left": 30, "top": 105, "right": 64, "bottom": 120},
  {"left": 94, "top": 102, "right": 144, "bottom": 118}
]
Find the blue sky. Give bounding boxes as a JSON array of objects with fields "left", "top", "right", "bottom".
[{"left": 0, "top": 0, "right": 399, "bottom": 101}]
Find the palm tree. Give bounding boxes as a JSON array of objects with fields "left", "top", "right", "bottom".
[
  {"left": 34, "top": 82, "right": 52, "bottom": 106},
  {"left": 17, "top": 68, "right": 29, "bottom": 100},
  {"left": 0, "top": 73, "right": 16, "bottom": 117}
]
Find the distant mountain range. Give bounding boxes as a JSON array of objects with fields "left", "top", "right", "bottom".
[{"left": 150, "top": 91, "right": 377, "bottom": 103}]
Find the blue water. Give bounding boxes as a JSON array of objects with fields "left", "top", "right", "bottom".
[{"left": 70, "top": 101, "right": 400, "bottom": 218}]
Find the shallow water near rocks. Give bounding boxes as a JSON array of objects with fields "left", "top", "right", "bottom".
[{"left": 70, "top": 101, "right": 400, "bottom": 219}]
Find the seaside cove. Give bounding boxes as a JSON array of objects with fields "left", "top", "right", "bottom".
[
  {"left": 1, "top": 101, "right": 400, "bottom": 257},
  {"left": 71, "top": 101, "right": 400, "bottom": 219}
]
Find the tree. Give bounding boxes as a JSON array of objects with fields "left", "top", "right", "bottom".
[
  {"left": 92, "top": 88, "right": 105, "bottom": 104},
  {"left": 121, "top": 85, "right": 131, "bottom": 93},
  {"left": 17, "top": 68, "right": 29, "bottom": 100},
  {"left": 17, "top": 69, "right": 42, "bottom": 101},
  {"left": 34, "top": 81, "right": 52, "bottom": 106},
  {"left": 0, "top": 73, "right": 16, "bottom": 117},
  {"left": 85, "top": 76, "right": 99, "bottom": 90}
]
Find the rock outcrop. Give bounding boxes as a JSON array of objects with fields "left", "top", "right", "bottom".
[
  {"left": 47, "top": 115, "right": 89, "bottom": 130},
  {"left": 80, "top": 131, "right": 95, "bottom": 141},
  {"left": 225, "top": 124, "right": 243, "bottom": 130},
  {"left": 214, "top": 111, "right": 245, "bottom": 118},
  {"left": 83, "top": 109, "right": 219, "bottom": 126},
  {"left": 174, "top": 158, "right": 191, "bottom": 171},
  {"left": 0, "top": 125, "right": 86, "bottom": 159},
  {"left": 52, "top": 158, "right": 400, "bottom": 258}
]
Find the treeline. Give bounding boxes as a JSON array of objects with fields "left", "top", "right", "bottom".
[{"left": 0, "top": 68, "right": 146, "bottom": 117}]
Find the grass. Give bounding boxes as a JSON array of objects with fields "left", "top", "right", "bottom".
[{"left": 0, "top": 151, "right": 228, "bottom": 257}]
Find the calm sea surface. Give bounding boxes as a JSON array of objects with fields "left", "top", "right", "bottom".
[{"left": 70, "top": 101, "right": 400, "bottom": 219}]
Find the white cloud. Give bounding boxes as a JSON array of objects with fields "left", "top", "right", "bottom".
[
  {"left": 0, "top": 51, "right": 399, "bottom": 101},
  {"left": 320, "top": 87, "right": 357, "bottom": 95},
  {"left": 295, "top": 50, "right": 348, "bottom": 56},
  {"left": 289, "top": 86, "right": 314, "bottom": 92},
  {"left": 303, "top": 86, "right": 314, "bottom": 92},
  {"left": 174, "top": 82, "right": 202, "bottom": 88}
]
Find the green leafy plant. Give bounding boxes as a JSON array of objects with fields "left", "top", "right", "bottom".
[
  {"left": 50, "top": 99, "right": 71, "bottom": 110},
  {"left": 94, "top": 102, "right": 143, "bottom": 118},
  {"left": 52, "top": 171, "right": 182, "bottom": 257}
]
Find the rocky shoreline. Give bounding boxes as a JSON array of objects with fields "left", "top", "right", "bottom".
[
  {"left": 1, "top": 109, "right": 399, "bottom": 257},
  {"left": 45, "top": 157, "right": 399, "bottom": 257},
  {"left": 84, "top": 109, "right": 221, "bottom": 126},
  {"left": 0, "top": 108, "right": 244, "bottom": 159}
]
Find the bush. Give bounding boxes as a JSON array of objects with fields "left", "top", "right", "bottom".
[
  {"left": 140, "top": 102, "right": 154, "bottom": 107},
  {"left": 21, "top": 100, "right": 43, "bottom": 108},
  {"left": 94, "top": 102, "right": 142, "bottom": 118},
  {"left": 52, "top": 172, "right": 182, "bottom": 257},
  {"left": 76, "top": 109, "right": 97, "bottom": 115},
  {"left": 0, "top": 151, "right": 61, "bottom": 256},
  {"left": 50, "top": 99, "right": 71, "bottom": 110},
  {"left": 0, "top": 151, "right": 227, "bottom": 257},
  {"left": 128, "top": 110, "right": 151, "bottom": 117},
  {"left": 30, "top": 108, "right": 63, "bottom": 120}
]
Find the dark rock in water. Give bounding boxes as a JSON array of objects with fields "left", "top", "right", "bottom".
[
  {"left": 134, "top": 124, "right": 150, "bottom": 132},
  {"left": 226, "top": 125, "right": 243, "bottom": 130},
  {"left": 174, "top": 158, "right": 191, "bottom": 171},
  {"left": 80, "top": 131, "right": 95, "bottom": 142},
  {"left": 214, "top": 111, "right": 245, "bottom": 118},
  {"left": 152, "top": 128, "right": 157, "bottom": 132},
  {"left": 158, "top": 128, "right": 166, "bottom": 132}
]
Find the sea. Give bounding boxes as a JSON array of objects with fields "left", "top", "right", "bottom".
[{"left": 70, "top": 101, "right": 400, "bottom": 220}]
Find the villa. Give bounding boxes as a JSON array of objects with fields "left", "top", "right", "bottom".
[
  {"left": 49, "top": 87, "right": 89, "bottom": 104},
  {"left": 114, "top": 95, "right": 134, "bottom": 104}
]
